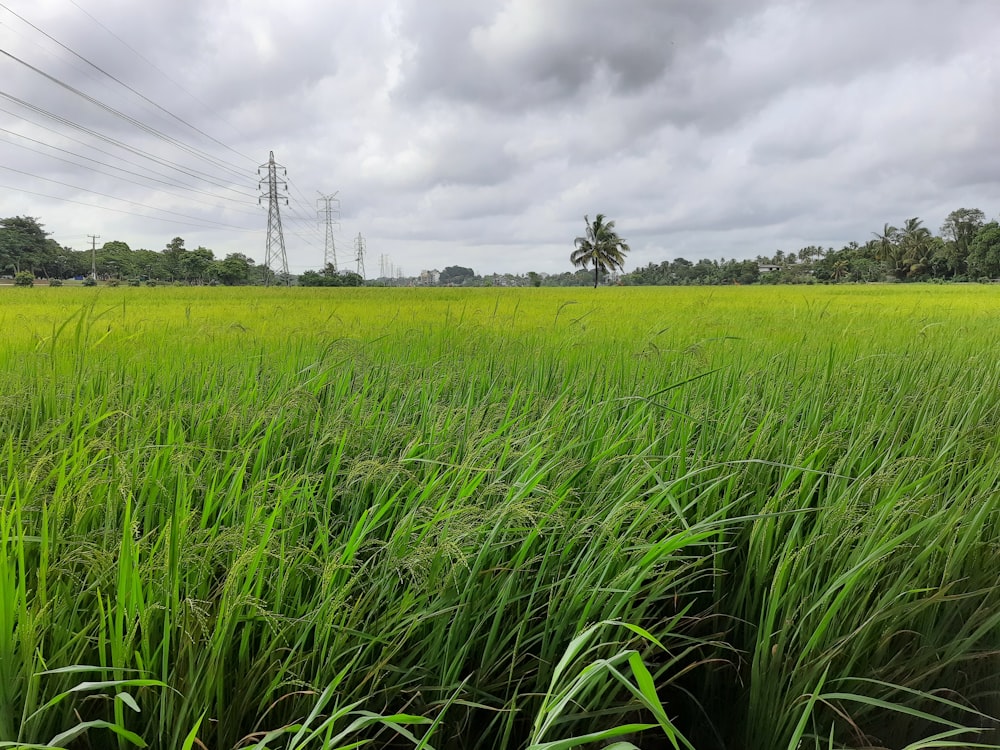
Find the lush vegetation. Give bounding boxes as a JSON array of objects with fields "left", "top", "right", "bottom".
[
  {"left": 299, "top": 265, "right": 364, "bottom": 287},
  {"left": 6, "top": 207, "right": 997, "bottom": 289},
  {"left": 0, "top": 218, "right": 265, "bottom": 285},
  {"left": 625, "top": 209, "right": 1000, "bottom": 286},
  {"left": 3, "top": 285, "right": 1000, "bottom": 749}
]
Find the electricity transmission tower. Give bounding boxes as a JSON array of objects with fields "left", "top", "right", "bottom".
[
  {"left": 258, "top": 151, "right": 289, "bottom": 285},
  {"left": 354, "top": 233, "right": 366, "bottom": 279},
  {"left": 316, "top": 192, "right": 340, "bottom": 270}
]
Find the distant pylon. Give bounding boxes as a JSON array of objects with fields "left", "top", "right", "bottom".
[
  {"left": 354, "top": 232, "right": 366, "bottom": 279},
  {"left": 258, "top": 151, "right": 289, "bottom": 285},
  {"left": 317, "top": 191, "right": 340, "bottom": 270}
]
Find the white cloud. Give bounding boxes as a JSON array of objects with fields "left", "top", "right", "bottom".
[{"left": 1, "top": 0, "right": 998, "bottom": 275}]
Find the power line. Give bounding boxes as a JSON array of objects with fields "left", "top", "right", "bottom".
[
  {"left": 0, "top": 2, "right": 256, "bottom": 167},
  {"left": 64, "top": 0, "right": 257, "bottom": 164},
  {"left": 0, "top": 164, "right": 257, "bottom": 231},
  {"left": 280, "top": 205, "right": 325, "bottom": 250},
  {"left": 0, "top": 47, "right": 248, "bottom": 180},
  {"left": 0, "top": 104, "right": 253, "bottom": 202},
  {"left": 0, "top": 90, "right": 255, "bottom": 197},
  {"left": 0, "top": 180, "right": 259, "bottom": 232},
  {"left": 288, "top": 176, "right": 321, "bottom": 214},
  {"left": 281, "top": 195, "right": 326, "bottom": 254},
  {"left": 0, "top": 128, "right": 261, "bottom": 216}
]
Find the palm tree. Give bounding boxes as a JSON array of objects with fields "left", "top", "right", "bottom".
[
  {"left": 831, "top": 258, "right": 849, "bottom": 281},
  {"left": 571, "top": 214, "right": 630, "bottom": 288},
  {"left": 873, "top": 223, "right": 903, "bottom": 279},
  {"left": 900, "top": 217, "right": 932, "bottom": 278}
]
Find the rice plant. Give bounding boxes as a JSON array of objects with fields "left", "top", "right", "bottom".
[{"left": 2, "top": 285, "right": 1000, "bottom": 749}]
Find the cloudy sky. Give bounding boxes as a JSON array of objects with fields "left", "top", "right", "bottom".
[{"left": 2, "top": 0, "right": 998, "bottom": 276}]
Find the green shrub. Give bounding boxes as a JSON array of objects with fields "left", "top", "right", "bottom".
[
  {"left": 48, "top": 278, "right": 62, "bottom": 287},
  {"left": 107, "top": 278, "right": 120, "bottom": 287},
  {"left": 82, "top": 277, "right": 97, "bottom": 287},
  {"left": 13, "top": 271, "right": 34, "bottom": 287}
]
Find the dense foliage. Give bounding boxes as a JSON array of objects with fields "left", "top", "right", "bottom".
[
  {"left": 0, "top": 219, "right": 266, "bottom": 285},
  {"left": 299, "top": 264, "right": 364, "bottom": 287},
  {"left": 3, "top": 286, "right": 1000, "bottom": 749},
  {"left": 7, "top": 207, "right": 995, "bottom": 289},
  {"left": 624, "top": 209, "right": 997, "bottom": 285}
]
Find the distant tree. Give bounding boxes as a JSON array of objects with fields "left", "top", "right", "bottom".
[
  {"left": 621, "top": 261, "right": 663, "bottom": 285},
  {"left": 571, "top": 214, "right": 630, "bottom": 288},
  {"left": 940, "top": 208, "right": 985, "bottom": 276},
  {"left": 967, "top": 222, "right": 1000, "bottom": 279},
  {"left": 831, "top": 259, "right": 850, "bottom": 281},
  {"left": 873, "top": 223, "right": 903, "bottom": 279},
  {"left": 300, "top": 267, "right": 364, "bottom": 287},
  {"left": 900, "top": 218, "right": 934, "bottom": 278},
  {"left": 162, "top": 237, "right": 187, "bottom": 280},
  {"left": 184, "top": 246, "right": 215, "bottom": 282},
  {"left": 440, "top": 266, "right": 476, "bottom": 285},
  {"left": 132, "top": 249, "right": 166, "bottom": 280},
  {"left": 299, "top": 270, "right": 323, "bottom": 286},
  {"left": 724, "top": 259, "right": 760, "bottom": 285},
  {"left": 797, "top": 245, "right": 825, "bottom": 263},
  {"left": 216, "top": 253, "right": 255, "bottom": 285},
  {"left": 0, "top": 216, "right": 48, "bottom": 275},
  {"left": 98, "top": 240, "right": 133, "bottom": 279},
  {"left": 45, "top": 239, "right": 85, "bottom": 279},
  {"left": 527, "top": 271, "right": 542, "bottom": 287}
]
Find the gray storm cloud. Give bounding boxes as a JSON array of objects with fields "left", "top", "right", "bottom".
[{"left": 1, "top": 0, "right": 998, "bottom": 274}]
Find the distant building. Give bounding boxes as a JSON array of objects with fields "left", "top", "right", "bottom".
[
  {"left": 418, "top": 269, "right": 441, "bottom": 285},
  {"left": 758, "top": 264, "right": 781, "bottom": 273}
]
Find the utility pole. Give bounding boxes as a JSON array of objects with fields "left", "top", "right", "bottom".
[
  {"left": 316, "top": 192, "right": 340, "bottom": 271},
  {"left": 354, "top": 233, "right": 366, "bottom": 279},
  {"left": 258, "top": 151, "right": 289, "bottom": 285},
  {"left": 88, "top": 234, "right": 100, "bottom": 279}
]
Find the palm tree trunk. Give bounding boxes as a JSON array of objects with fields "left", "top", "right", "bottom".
[{"left": 594, "top": 264, "right": 598, "bottom": 288}]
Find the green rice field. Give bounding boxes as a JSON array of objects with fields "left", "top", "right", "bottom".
[{"left": 3, "top": 285, "right": 1000, "bottom": 749}]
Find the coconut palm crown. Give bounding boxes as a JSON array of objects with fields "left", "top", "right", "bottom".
[{"left": 571, "top": 214, "right": 630, "bottom": 288}]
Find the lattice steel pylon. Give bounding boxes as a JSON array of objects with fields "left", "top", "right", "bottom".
[
  {"left": 258, "top": 151, "right": 289, "bottom": 285},
  {"left": 354, "top": 232, "right": 366, "bottom": 279},
  {"left": 317, "top": 192, "right": 340, "bottom": 270}
]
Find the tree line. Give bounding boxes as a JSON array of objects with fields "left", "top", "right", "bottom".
[
  {"left": 0, "top": 216, "right": 364, "bottom": 286},
  {"left": 0, "top": 217, "right": 266, "bottom": 285},
  {"left": 6, "top": 208, "right": 1000, "bottom": 288},
  {"left": 0, "top": 218, "right": 588, "bottom": 288},
  {"left": 624, "top": 208, "right": 1000, "bottom": 286}
]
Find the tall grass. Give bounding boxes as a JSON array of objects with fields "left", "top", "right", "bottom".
[{"left": 2, "top": 285, "right": 1000, "bottom": 748}]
